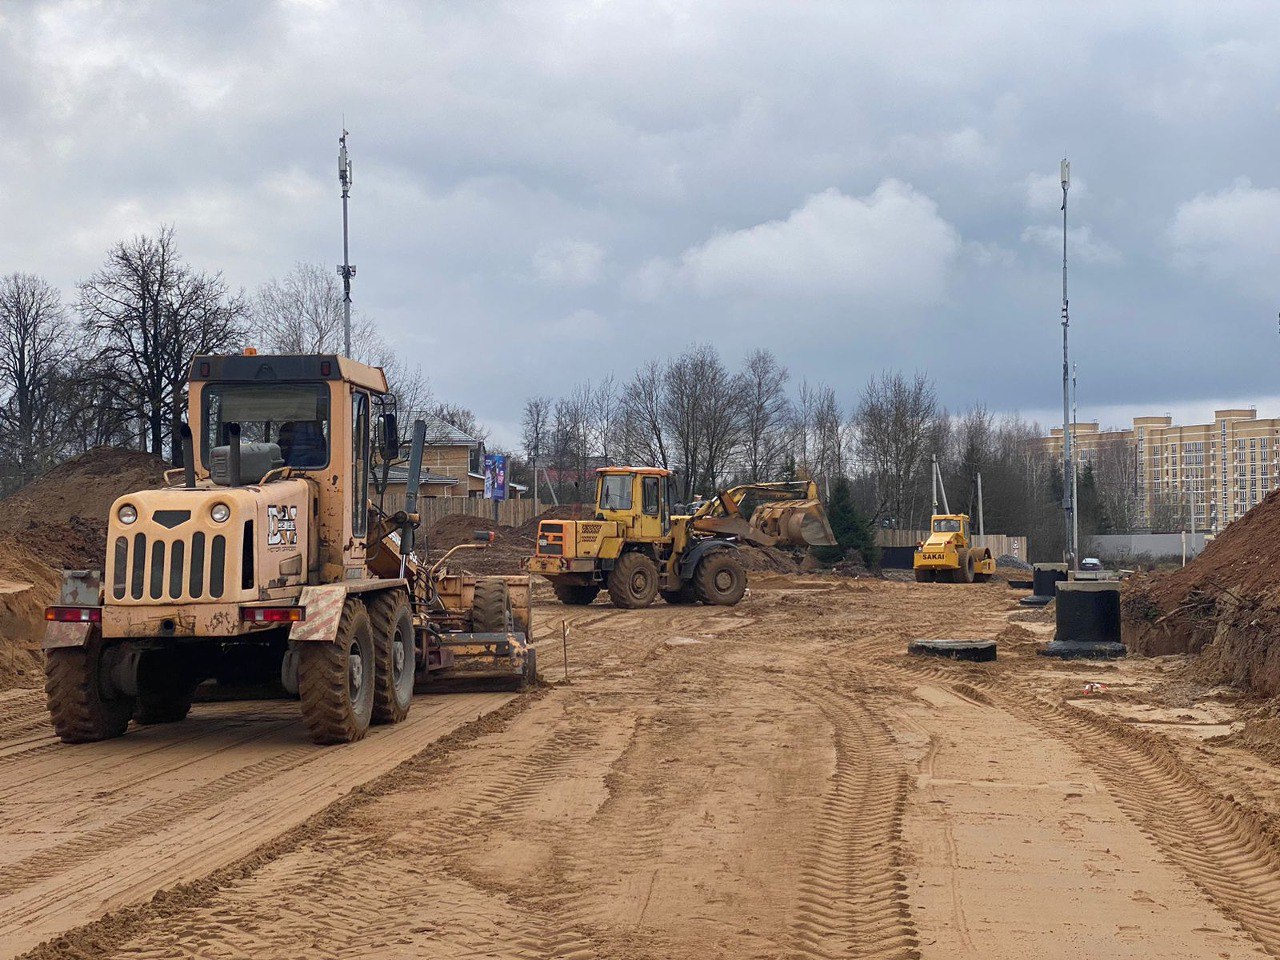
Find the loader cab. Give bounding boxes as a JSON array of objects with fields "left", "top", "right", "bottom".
[
  {"left": 189, "top": 352, "right": 390, "bottom": 581},
  {"left": 595, "top": 467, "right": 672, "bottom": 540}
]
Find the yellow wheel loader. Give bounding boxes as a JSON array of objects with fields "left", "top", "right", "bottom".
[
  {"left": 526, "top": 469, "right": 834, "bottom": 608},
  {"left": 913, "top": 456, "right": 995, "bottom": 584},
  {"left": 42, "top": 351, "right": 534, "bottom": 746}
]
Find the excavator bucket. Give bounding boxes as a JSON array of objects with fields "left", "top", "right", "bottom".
[{"left": 751, "top": 499, "right": 837, "bottom": 548}]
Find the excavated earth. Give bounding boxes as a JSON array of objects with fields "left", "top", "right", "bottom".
[
  {"left": 1123, "top": 486, "right": 1280, "bottom": 697},
  {"left": 4, "top": 575, "right": 1280, "bottom": 958}
]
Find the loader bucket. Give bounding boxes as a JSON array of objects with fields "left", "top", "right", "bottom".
[{"left": 751, "top": 500, "right": 837, "bottom": 548}]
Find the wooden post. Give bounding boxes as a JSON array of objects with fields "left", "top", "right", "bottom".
[{"left": 561, "top": 619, "right": 569, "bottom": 681}]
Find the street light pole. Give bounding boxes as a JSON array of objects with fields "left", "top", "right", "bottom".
[
  {"left": 338, "top": 129, "right": 356, "bottom": 358},
  {"left": 1060, "top": 157, "right": 1074, "bottom": 571}
]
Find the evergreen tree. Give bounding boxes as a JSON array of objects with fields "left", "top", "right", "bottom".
[{"left": 815, "top": 476, "right": 879, "bottom": 567}]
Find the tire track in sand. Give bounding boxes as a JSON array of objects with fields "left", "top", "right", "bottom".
[
  {"left": 886, "top": 651, "right": 1280, "bottom": 956},
  {"left": 785, "top": 680, "right": 921, "bottom": 960}
]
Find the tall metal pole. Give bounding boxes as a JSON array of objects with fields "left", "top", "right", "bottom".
[
  {"left": 338, "top": 130, "right": 356, "bottom": 358},
  {"left": 1060, "top": 158, "right": 1074, "bottom": 571},
  {"left": 1071, "top": 362, "right": 1079, "bottom": 565}
]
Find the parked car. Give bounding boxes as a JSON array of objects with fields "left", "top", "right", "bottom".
[{"left": 1079, "top": 557, "right": 1103, "bottom": 571}]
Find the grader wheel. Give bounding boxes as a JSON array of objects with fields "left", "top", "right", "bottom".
[
  {"left": 44, "top": 633, "right": 134, "bottom": 743},
  {"left": 608, "top": 552, "right": 659, "bottom": 609},
  {"left": 298, "top": 598, "right": 375, "bottom": 745},
  {"left": 368, "top": 590, "right": 415, "bottom": 725},
  {"left": 694, "top": 552, "right": 747, "bottom": 606},
  {"left": 472, "top": 578, "right": 512, "bottom": 632}
]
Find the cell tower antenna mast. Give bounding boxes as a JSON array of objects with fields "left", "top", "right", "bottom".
[
  {"left": 1060, "top": 157, "right": 1075, "bottom": 571},
  {"left": 338, "top": 128, "right": 356, "bottom": 358}
]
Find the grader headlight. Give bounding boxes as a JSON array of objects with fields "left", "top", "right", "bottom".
[
  {"left": 117, "top": 504, "right": 138, "bottom": 525},
  {"left": 210, "top": 502, "right": 231, "bottom": 523}
]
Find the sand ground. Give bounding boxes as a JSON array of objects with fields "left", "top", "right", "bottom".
[{"left": 3, "top": 576, "right": 1280, "bottom": 959}]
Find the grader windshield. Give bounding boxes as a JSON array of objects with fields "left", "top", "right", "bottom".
[{"left": 202, "top": 383, "right": 332, "bottom": 468}]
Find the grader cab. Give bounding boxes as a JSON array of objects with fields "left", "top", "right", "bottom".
[{"left": 42, "top": 352, "right": 534, "bottom": 745}]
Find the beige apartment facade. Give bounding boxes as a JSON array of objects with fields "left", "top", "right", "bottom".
[{"left": 1042, "top": 408, "right": 1279, "bottom": 533}]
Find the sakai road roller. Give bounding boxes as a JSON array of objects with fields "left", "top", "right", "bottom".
[
  {"left": 913, "top": 455, "right": 995, "bottom": 583},
  {"left": 42, "top": 351, "right": 534, "bottom": 745},
  {"left": 527, "top": 468, "right": 834, "bottom": 608}
]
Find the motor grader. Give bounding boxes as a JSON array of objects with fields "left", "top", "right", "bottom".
[
  {"left": 527, "top": 469, "right": 834, "bottom": 608},
  {"left": 42, "top": 351, "right": 534, "bottom": 745}
]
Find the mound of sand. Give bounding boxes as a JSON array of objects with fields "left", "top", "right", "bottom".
[
  {"left": 0, "top": 446, "right": 169, "bottom": 569},
  {"left": 1123, "top": 487, "right": 1280, "bottom": 696},
  {"left": 0, "top": 447, "right": 169, "bottom": 688}
]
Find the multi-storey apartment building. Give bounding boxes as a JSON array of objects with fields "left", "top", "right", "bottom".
[{"left": 1041, "top": 408, "right": 1279, "bottom": 533}]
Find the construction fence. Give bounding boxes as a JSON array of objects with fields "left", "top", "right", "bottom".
[{"left": 418, "top": 497, "right": 543, "bottom": 529}]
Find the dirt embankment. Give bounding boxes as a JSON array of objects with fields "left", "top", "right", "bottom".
[
  {"left": 0, "top": 447, "right": 169, "bottom": 687},
  {"left": 1123, "top": 486, "right": 1280, "bottom": 696}
]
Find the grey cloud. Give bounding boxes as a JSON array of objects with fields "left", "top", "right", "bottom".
[{"left": 3, "top": 1, "right": 1280, "bottom": 447}]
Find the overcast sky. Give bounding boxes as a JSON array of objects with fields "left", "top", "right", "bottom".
[{"left": 2, "top": 1, "right": 1279, "bottom": 447}]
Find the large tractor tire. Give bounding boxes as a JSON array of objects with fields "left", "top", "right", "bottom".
[
  {"left": 608, "top": 552, "right": 660, "bottom": 609},
  {"left": 297, "top": 599, "right": 375, "bottom": 745},
  {"left": 958, "top": 550, "right": 976, "bottom": 584},
  {"left": 472, "top": 578, "right": 512, "bottom": 632},
  {"left": 133, "top": 649, "right": 197, "bottom": 725},
  {"left": 552, "top": 582, "right": 600, "bottom": 606},
  {"left": 660, "top": 583, "right": 699, "bottom": 605},
  {"left": 44, "top": 635, "right": 135, "bottom": 744},
  {"left": 694, "top": 551, "right": 747, "bottom": 606},
  {"left": 368, "top": 590, "right": 415, "bottom": 725}
]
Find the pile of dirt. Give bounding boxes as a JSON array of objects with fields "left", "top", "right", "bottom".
[
  {"left": 1122, "top": 487, "right": 1280, "bottom": 696},
  {"left": 0, "top": 446, "right": 169, "bottom": 569},
  {"left": 0, "top": 447, "right": 168, "bottom": 688},
  {"left": 738, "top": 543, "right": 806, "bottom": 574},
  {"left": 0, "top": 538, "right": 59, "bottom": 687},
  {"left": 997, "top": 554, "right": 1033, "bottom": 571}
]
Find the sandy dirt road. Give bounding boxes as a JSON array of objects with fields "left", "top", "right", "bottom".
[{"left": 7, "top": 577, "right": 1280, "bottom": 959}]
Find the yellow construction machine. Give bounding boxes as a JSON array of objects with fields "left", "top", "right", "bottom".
[
  {"left": 527, "top": 470, "right": 834, "bottom": 608},
  {"left": 42, "top": 351, "right": 534, "bottom": 745},
  {"left": 913, "top": 456, "right": 995, "bottom": 583}
]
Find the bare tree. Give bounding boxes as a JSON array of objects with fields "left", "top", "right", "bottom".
[
  {"left": 522, "top": 395, "right": 552, "bottom": 505},
  {"left": 0, "top": 273, "right": 78, "bottom": 488},
  {"left": 740, "top": 349, "right": 791, "bottom": 482},
  {"left": 429, "top": 402, "right": 488, "bottom": 443},
  {"left": 1091, "top": 433, "right": 1141, "bottom": 533},
  {"left": 662, "top": 344, "right": 742, "bottom": 498},
  {"left": 78, "top": 227, "right": 247, "bottom": 458},
  {"left": 253, "top": 261, "right": 430, "bottom": 417},
  {"left": 854, "top": 370, "right": 938, "bottom": 528},
  {"left": 618, "top": 360, "right": 669, "bottom": 469}
]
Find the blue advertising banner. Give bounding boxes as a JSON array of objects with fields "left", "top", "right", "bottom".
[{"left": 483, "top": 453, "right": 508, "bottom": 501}]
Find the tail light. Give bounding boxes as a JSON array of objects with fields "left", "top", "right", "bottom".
[
  {"left": 241, "top": 606, "right": 306, "bottom": 623},
  {"left": 46, "top": 606, "right": 102, "bottom": 623}
]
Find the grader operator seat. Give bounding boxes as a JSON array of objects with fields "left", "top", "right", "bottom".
[{"left": 277, "top": 420, "right": 327, "bottom": 467}]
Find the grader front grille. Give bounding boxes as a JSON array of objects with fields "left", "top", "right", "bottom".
[{"left": 109, "top": 521, "right": 253, "bottom": 603}]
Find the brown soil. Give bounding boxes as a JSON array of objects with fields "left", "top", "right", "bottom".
[
  {"left": 0, "top": 447, "right": 169, "bottom": 686},
  {"left": 4, "top": 579, "right": 1280, "bottom": 959},
  {"left": 1122, "top": 488, "right": 1280, "bottom": 696}
]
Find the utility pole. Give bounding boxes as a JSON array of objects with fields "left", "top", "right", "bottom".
[
  {"left": 1060, "top": 157, "right": 1074, "bottom": 571},
  {"left": 338, "top": 129, "right": 356, "bottom": 358},
  {"left": 1071, "top": 362, "right": 1079, "bottom": 566}
]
